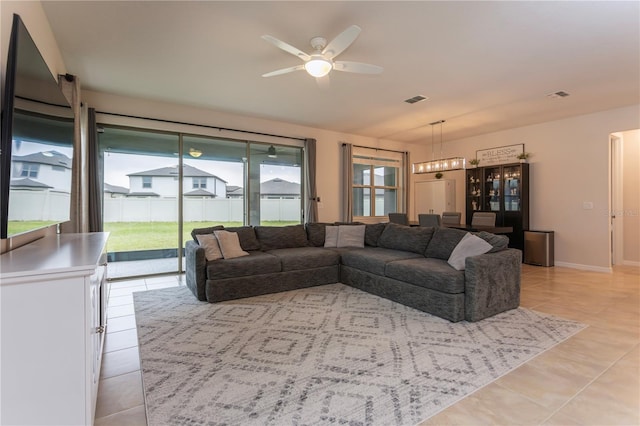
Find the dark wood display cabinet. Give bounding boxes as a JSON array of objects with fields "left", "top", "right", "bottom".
[{"left": 466, "top": 163, "right": 529, "bottom": 250}]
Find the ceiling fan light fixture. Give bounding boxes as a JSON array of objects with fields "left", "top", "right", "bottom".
[
  {"left": 267, "top": 145, "right": 277, "bottom": 158},
  {"left": 304, "top": 57, "right": 332, "bottom": 77},
  {"left": 189, "top": 147, "right": 202, "bottom": 158}
]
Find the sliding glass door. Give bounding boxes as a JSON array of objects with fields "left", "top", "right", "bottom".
[
  {"left": 99, "top": 125, "right": 304, "bottom": 279},
  {"left": 100, "top": 127, "right": 180, "bottom": 279}
]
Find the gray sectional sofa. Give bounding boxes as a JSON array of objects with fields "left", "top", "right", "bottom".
[{"left": 185, "top": 222, "right": 522, "bottom": 322}]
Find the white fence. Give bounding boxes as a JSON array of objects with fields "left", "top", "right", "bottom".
[
  {"left": 104, "top": 197, "right": 301, "bottom": 222},
  {"left": 8, "top": 190, "right": 70, "bottom": 221}
]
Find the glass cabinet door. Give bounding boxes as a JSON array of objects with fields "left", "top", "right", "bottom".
[
  {"left": 466, "top": 169, "right": 481, "bottom": 212},
  {"left": 483, "top": 167, "right": 501, "bottom": 211},
  {"left": 503, "top": 165, "right": 521, "bottom": 211}
]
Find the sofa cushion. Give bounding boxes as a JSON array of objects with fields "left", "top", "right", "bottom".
[
  {"left": 385, "top": 258, "right": 465, "bottom": 294},
  {"left": 424, "top": 227, "right": 468, "bottom": 260},
  {"left": 206, "top": 251, "right": 281, "bottom": 280},
  {"left": 255, "top": 225, "right": 309, "bottom": 251},
  {"left": 224, "top": 226, "right": 261, "bottom": 251},
  {"left": 268, "top": 247, "right": 341, "bottom": 272},
  {"left": 214, "top": 230, "right": 250, "bottom": 260},
  {"left": 340, "top": 247, "right": 423, "bottom": 276},
  {"left": 306, "top": 222, "right": 333, "bottom": 247},
  {"left": 377, "top": 223, "right": 435, "bottom": 254},
  {"left": 447, "top": 233, "right": 492, "bottom": 270},
  {"left": 191, "top": 225, "right": 224, "bottom": 241},
  {"left": 474, "top": 231, "right": 509, "bottom": 253},
  {"left": 365, "top": 223, "right": 387, "bottom": 247}
]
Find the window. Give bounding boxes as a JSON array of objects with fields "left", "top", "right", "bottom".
[
  {"left": 192, "top": 177, "right": 207, "bottom": 189},
  {"left": 351, "top": 147, "right": 405, "bottom": 219},
  {"left": 142, "top": 176, "right": 152, "bottom": 188},
  {"left": 20, "top": 163, "right": 39, "bottom": 178}
]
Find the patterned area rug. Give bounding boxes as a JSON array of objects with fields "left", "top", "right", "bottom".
[{"left": 133, "top": 284, "right": 585, "bottom": 426}]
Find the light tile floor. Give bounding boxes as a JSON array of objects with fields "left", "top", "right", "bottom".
[{"left": 94, "top": 265, "right": 640, "bottom": 425}]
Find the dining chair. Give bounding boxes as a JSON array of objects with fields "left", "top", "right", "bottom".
[
  {"left": 471, "top": 212, "right": 496, "bottom": 227},
  {"left": 388, "top": 213, "right": 409, "bottom": 225},
  {"left": 418, "top": 214, "right": 441, "bottom": 227},
  {"left": 441, "top": 211, "right": 462, "bottom": 226}
]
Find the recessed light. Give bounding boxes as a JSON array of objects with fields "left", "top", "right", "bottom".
[
  {"left": 547, "top": 91, "right": 570, "bottom": 99},
  {"left": 404, "top": 95, "right": 429, "bottom": 104}
]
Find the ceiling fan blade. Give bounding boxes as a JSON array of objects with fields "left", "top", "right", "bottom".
[
  {"left": 262, "top": 65, "right": 305, "bottom": 77},
  {"left": 333, "top": 61, "right": 383, "bottom": 74},
  {"left": 261, "top": 35, "right": 310, "bottom": 61},
  {"left": 322, "top": 25, "right": 361, "bottom": 59}
]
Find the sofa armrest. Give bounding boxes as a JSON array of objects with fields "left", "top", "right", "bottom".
[
  {"left": 185, "top": 240, "right": 208, "bottom": 301},
  {"left": 464, "top": 248, "right": 521, "bottom": 322}
]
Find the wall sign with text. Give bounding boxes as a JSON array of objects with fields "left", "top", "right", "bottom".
[{"left": 476, "top": 144, "right": 524, "bottom": 166}]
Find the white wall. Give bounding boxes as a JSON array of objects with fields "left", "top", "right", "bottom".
[{"left": 411, "top": 105, "right": 640, "bottom": 271}]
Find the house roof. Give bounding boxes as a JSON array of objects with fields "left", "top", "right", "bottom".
[
  {"left": 12, "top": 151, "right": 72, "bottom": 169},
  {"left": 40, "top": 2, "right": 640, "bottom": 142},
  {"left": 10, "top": 178, "right": 53, "bottom": 189},
  {"left": 184, "top": 189, "right": 216, "bottom": 197},
  {"left": 260, "top": 178, "right": 300, "bottom": 195},
  {"left": 128, "top": 164, "right": 226, "bottom": 183},
  {"left": 104, "top": 183, "right": 129, "bottom": 194}
]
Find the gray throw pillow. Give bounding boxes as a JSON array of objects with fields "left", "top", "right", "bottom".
[
  {"left": 377, "top": 223, "right": 435, "bottom": 255},
  {"left": 424, "top": 227, "right": 468, "bottom": 260},
  {"left": 474, "top": 231, "right": 509, "bottom": 253},
  {"left": 337, "top": 225, "right": 365, "bottom": 248}
]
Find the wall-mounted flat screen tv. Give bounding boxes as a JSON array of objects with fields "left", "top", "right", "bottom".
[{"left": 1, "top": 14, "right": 75, "bottom": 239}]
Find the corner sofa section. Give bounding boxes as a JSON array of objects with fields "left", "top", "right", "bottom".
[{"left": 185, "top": 222, "right": 521, "bottom": 322}]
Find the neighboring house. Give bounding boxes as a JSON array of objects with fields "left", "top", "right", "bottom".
[
  {"left": 224, "top": 179, "right": 301, "bottom": 200},
  {"left": 260, "top": 178, "right": 300, "bottom": 199},
  {"left": 104, "top": 183, "right": 129, "bottom": 198},
  {"left": 127, "top": 164, "right": 227, "bottom": 198},
  {"left": 10, "top": 150, "right": 72, "bottom": 193}
]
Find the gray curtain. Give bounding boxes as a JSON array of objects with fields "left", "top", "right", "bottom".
[
  {"left": 342, "top": 143, "right": 353, "bottom": 222},
  {"left": 88, "top": 108, "right": 103, "bottom": 232},
  {"left": 304, "top": 138, "right": 318, "bottom": 223},
  {"left": 58, "top": 74, "right": 88, "bottom": 233}
]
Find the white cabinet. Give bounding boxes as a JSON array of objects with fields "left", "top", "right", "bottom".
[
  {"left": 414, "top": 179, "right": 456, "bottom": 217},
  {"left": 0, "top": 233, "right": 109, "bottom": 426}
]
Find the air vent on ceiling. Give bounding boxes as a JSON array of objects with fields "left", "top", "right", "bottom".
[
  {"left": 547, "top": 91, "right": 570, "bottom": 99},
  {"left": 404, "top": 95, "right": 428, "bottom": 104}
]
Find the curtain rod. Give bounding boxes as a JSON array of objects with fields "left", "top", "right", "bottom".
[
  {"left": 344, "top": 143, "right": 407, "bottom": 155},
  {"left": 95, "top": 110, "right": 307, "bottom": 142}
]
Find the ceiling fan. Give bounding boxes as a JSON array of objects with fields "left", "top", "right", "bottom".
[{"left": 261, "top": 25, "right": 383, "bottom": 79}]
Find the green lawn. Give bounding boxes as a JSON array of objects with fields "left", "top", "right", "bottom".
[
  {"left": 7, "top": 221, "right": 59, "bottom": 235},
  {"left": 104, "top": 221, "right": 299, "bottom": 252}
]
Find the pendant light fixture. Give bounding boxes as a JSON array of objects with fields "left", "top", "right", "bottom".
[
  {"left": 412, "top": 120, "right": 465, "bottom": 174},
  {"left": 267, "top": 145, "right": 277, "bottom": 158}
]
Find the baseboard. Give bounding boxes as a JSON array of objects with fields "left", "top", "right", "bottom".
[
  {"left": 622, "top": 260, "right": 640, "bottom": 267},
  {"left": 554, "top": 261, "right": 613, "bottom": 273}
]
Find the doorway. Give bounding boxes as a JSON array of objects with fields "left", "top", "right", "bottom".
[{"left": 610, "top": 129, "right": 640, "bottom": 267}]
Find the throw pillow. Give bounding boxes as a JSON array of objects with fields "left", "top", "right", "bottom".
[
  {"left": 424, "top": 227, "right": 468, "bottom": 259},
  {"left": 224, "top": 226, "right": 261, "bottom": 251},
  {"left": 324, "top": 226, "right": 339, "bottom": 247},
  {"left": 337, "top": 224, "right": 365, "bottom": 248},
  {"left": 475, "top": 231, "right": 509, "bottom": 253},
  {"left": 447, "top": 232, "right": 493, "bottom": 270},
  {"left": 213, "top": 230, "right": 249, "bottom": 259},
  {"left": 195, "top": 234, "right": 223, "bottom": 261}
]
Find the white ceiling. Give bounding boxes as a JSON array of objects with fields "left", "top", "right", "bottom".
[{"left": 41, "top": 1, "right": 639, "bottom": 143}]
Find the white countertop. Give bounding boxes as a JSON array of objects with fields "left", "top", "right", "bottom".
[{"left": 0, "top": 233, "right": 109, "bottom": 282}]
